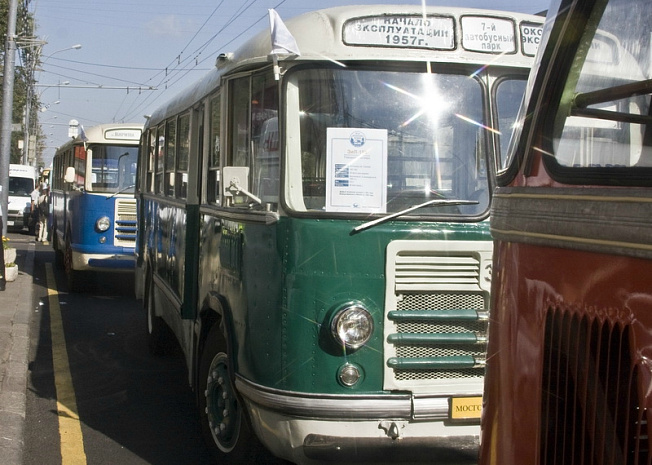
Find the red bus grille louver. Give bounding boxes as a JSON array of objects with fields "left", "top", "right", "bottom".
[{"left": 541, "top": 309, "right": 649, "bottom": 465}]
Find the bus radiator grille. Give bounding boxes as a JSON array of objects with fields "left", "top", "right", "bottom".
[
  {"left": 383, "top": 243, "right": 491, "bottom": 390},
  {"left": 388, "top": 293, "right": 487, "bottom": 382},
  {"left": 540, "top": 308, "right": 649, "bottom": 465},
  {"left": 114, "top": 198, "right": 137, "bottom": 246}
]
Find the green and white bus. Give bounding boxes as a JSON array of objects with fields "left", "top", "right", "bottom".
[{"left": 135, "top": 5, "right": 542, "bottom": 463}]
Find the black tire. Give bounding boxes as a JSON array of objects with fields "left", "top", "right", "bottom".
[
  {"left": 198, "top": 325, "right": 258, "bottom": 462},
  {"left": 53, "top": 227, "right": 64, "bottom": 268},
  {"left": 145, "top": 271, "right": 173, "bottom": 356},
  {"left": 64, "top": 234, "right": 82, "bottom": 292}
]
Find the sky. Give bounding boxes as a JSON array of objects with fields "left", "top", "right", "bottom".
[{"left": 30, "top": 0, "right": 550, "bottom": 165}]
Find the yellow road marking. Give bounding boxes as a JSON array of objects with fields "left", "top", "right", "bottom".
[{"left": 46, "top": 263, "right": 87, "bottom": 464}]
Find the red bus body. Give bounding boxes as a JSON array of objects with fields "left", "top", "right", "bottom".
[{"left": 480, "top": 0, "right": 652, "bottom": 463}]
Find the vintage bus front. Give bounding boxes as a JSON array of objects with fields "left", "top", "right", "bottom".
[
  {"left": 137, "top": 5, "right": 542, "bottom": 464},
  {"left": 193, "top": 7, "right": 540, "bottom": 464},
  {"left": 51, "top": 124, "right": 141, "bottom": 290}
]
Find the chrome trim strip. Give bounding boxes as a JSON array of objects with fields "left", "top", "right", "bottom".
[{"left": 235, "top": 376, "right": 417, "bottom": 419}]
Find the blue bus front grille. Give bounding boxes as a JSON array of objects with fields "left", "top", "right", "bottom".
[{"left": 114, "top": 199, "right": 137, "bottom": 246}]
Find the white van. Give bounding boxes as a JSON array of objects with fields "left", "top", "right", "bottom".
[{"left": 7, "top": 164, "right": 36, "bottom": 231}]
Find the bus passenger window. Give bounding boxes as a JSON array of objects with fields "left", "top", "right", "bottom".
[
  {"left": 147, "top": 129, "right": 156, "bottom": 193},
  {"left": 176, "top": 113, "right": 190, "bottom": 199},
  {"left": 230, "top": 78, "right": 250, "bottom": 168},
  {"left": 156, "top": 123, "right": 165, "bottom": 194},
  {"left": 207, "top": 94, "right": 221, "bottom": 205},
  {"left": 165, "top": 118, "right": 177, "bottom": 197},
  {"left": 226, "top": 72, "right": 279, "bottom": 209},
  {"left": 252, "top": 73, "right": 279, "bottom": 207}
]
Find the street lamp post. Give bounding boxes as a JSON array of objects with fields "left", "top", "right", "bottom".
[{"left": 0, "top": 0, "right": 19, "bottom": 236}]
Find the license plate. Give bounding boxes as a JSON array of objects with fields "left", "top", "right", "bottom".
[
  {"left": 7, "top": 220, "right": 14, "bottom": 226},
  {"left": 450, "top": 396, "right": 482, "bottom": 420}
]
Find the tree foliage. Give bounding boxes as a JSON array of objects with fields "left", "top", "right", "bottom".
[{"left": 0, "top": 0, "right": 39, "bottom": 164}]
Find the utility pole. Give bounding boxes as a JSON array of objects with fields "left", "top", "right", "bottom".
[{"left": 0, "top": 0, "right": 19, "bottom": 237}]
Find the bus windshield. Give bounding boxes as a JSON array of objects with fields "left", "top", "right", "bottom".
[
  {"left": 89, "top": 145, "right": 138, "bottom": 193},
  {"left": 286, "top": 66, "right": 523, "bottom": 217}
]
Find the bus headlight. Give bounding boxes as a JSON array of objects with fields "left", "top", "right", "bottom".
[
  {"left": 331, "top": 303, "right": 373, "bottom": 350},
  {"left": 96, "top": 216, "right": 111, "bottom": 232}
]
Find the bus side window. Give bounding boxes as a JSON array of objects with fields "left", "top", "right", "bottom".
[
  {"left": 226, "top": 72, "right": 279, "bottom": 209},
  {"left": 74, "top": 145, "right": 86, "bottom": 189},
  {"left": 156, "top": 123, "right": 165, "bottom": 194},
  {"left": 165, "top": 118, "right": 177, "bottom": 197},
  {"left": 207, "top": 93, "right": 221, "bottom": 205},
  {"left": 176, "top": 112, "right": 190, "bottom": 199},
  {"left": 147, "top": 129, "right": 156, "bottom": 193}
]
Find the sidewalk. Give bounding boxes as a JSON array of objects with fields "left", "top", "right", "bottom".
[{"left": 0, "top": 238, "right": 35, "bottom": 465}]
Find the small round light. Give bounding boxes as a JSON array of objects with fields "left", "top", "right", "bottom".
[
  {"left": 99, "top": 236, "right": 106, "bottom": 244},
  {"left": 338, "top": 364, "right": 362, "bottom": 387},
  {"left": 96, "top": 216, "right": 110, "bottom": 232},
  {"left": 331, "top": 304, "right": 373, "bottom": 350}
]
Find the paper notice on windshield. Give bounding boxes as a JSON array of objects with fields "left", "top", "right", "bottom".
[{"left": 325, "top": 128, "right": 387, "bottom": 213}]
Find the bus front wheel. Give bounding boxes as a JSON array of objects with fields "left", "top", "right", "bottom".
[
  {"left": 198, "top": 326, "right": 257, "bottom": 462},
  {"left": 52, "top": 225, "right": 64, "bottom": 268},
  {"left": 64, "top": 235, "right": 82, "bottom": 292}
]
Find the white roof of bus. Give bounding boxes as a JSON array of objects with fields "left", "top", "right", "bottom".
[
  {"left": 147, "top": 5, "right": 543, "bottom": 127},
  {"left": 60, "top": 122, "right": 144, "bottom": 150}
]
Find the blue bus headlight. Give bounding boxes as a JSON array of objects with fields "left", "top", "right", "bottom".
[
  {"left": 96, "top": 216, "right": 111, "bottom": 232},
  {"left": 331, "top": 304, "right": 373, "bottom": 350}
]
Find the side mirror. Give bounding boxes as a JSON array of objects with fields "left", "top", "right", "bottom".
[{"left": 64, "top": 167, "right": 75, "bottom": 183}]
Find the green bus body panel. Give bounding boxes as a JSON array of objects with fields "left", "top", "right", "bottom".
[{"left": 200, "top": 214, "right": 490, "bottom": 395}]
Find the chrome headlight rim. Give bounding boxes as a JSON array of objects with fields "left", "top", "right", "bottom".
[
  {"left": 96, "top": 216, "right": 111, "bottom": 232},
  {"left": 330, "top": 302, "right": 374, "bottom": 350},
  {"left": 337, "top": 363, "right": 364, "bottom": 387}
]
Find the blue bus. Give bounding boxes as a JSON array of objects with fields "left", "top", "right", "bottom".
[{"left": 51, "top": 123, "right": 142, "bottom": 291}]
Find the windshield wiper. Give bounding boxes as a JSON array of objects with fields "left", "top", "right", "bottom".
[
  {"left": 108, "top": 184, "right": 135, "bottom": 199},
  {"left": 350, "top": 198, "right": 478, "bottom": 235}
]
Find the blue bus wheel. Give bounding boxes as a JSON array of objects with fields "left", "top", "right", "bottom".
[{"left": 64, "top": 236, "right": 82, "bottom": 292}]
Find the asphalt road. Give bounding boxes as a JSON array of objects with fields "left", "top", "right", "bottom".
[{"left": 22, "top": 242, "right": 215, "bottom": 465}]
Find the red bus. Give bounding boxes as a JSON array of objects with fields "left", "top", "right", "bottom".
[{"left": 480, "top": 0, "right": 652, "bottom": 463}]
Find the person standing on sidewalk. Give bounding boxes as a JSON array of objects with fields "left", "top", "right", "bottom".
[
  {"left": 37, "top": 183, "right": 49, "bottom": 242},
  {"left": 29, "top": 183, "right": 40, "bottom": 236}
]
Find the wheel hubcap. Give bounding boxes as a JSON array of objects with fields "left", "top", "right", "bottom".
[{"left": 205, "top": 353, "right": 239, "bottom": 451}]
